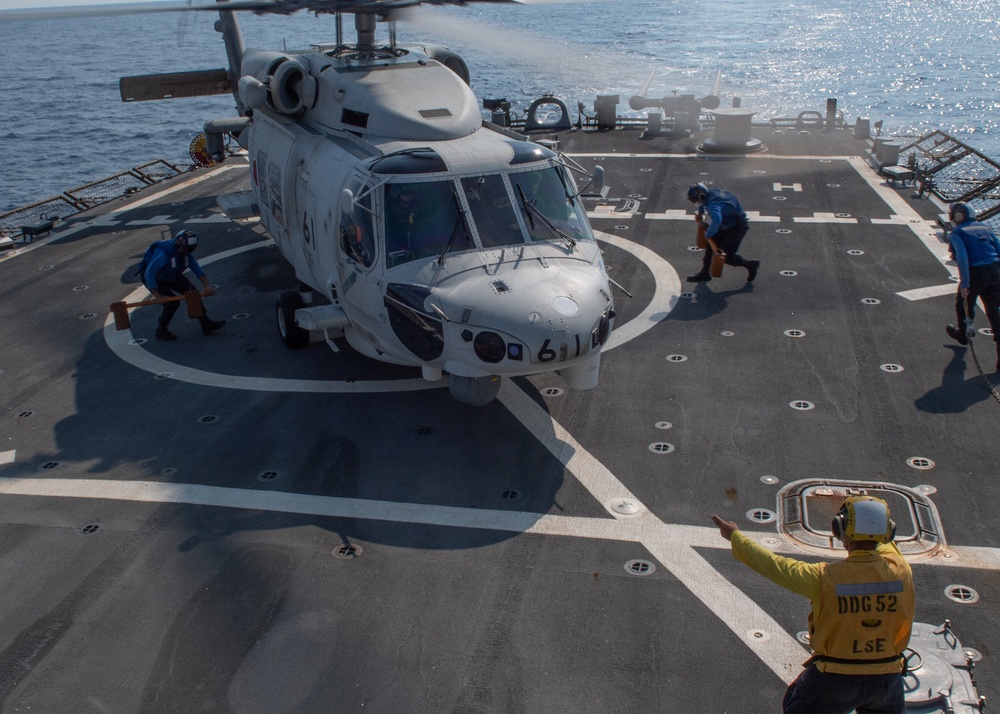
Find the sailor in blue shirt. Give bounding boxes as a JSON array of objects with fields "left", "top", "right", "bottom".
[
  {"left": 686, "top": 183, "right": 760, "bottom": 283},
  {"left": 944, "top": 203, "right": 1000, "bottom": 370},
  {"left": 143, "top": 230, "right": 225, "bottom": 341}
]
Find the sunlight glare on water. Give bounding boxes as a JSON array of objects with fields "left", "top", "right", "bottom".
[{"left": 0, "top": 0, "right": 997, "bottom": 210}]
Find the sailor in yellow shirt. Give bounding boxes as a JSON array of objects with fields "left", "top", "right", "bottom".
[{"left": 711, "top": 496, "right": 914, "bottom": 714}]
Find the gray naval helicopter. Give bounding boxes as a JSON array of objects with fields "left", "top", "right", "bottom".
[{"left": 118, "top": 0, "right": 615, "bottom": 406}]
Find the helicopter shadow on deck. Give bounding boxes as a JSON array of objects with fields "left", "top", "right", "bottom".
[
  {"left": 34, "top": 325, "right": 584, "bottom": 554},
  {"left": 914, "top": 344, "right": 998, "bottom": 413}
]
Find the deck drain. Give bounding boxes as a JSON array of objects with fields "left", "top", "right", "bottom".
[
  {"left": 154, "top": 372, "right": 174, "bottom": 380},
  {"left": 39, "top": 265, "right": 54, "bottom": 271},
  {"left": 639, "top": 167, "right": 652, "bottom": 172},
  {"left": 861, "top": 298, "right": 881, "bottom": 305},
  {"left": 416, "top": 426, "right": 434, "bottom": 435},
  {"left": 747, "top": 629, "right": 771, "bottom": 642},
  {"left": 648, "top": 442, "right": 675, "bottom": 454},
  {"left": 540, "top": 387, "right": 564, "bottom": 397},
  {"left": 915, "top": 484, "right": 938, "bottom": 495},
  {"left": 790, "top": 400, "right": 815, "bottom": 410},
  {"left": 680, "top": 292, "right": 695, "bottom": 299},
  {"left": 776, "top": 229, "right": 792, "bottom": 234},
  {"left": 826, "top": 183, "right": 840, "bottom": 188},
  {"left": 611, "top": 500, "right": 640, "bottom": 515},
  {"left": 624, "top": 559, "right": 656, "bottom": 576},
  {"left": 129, "top": 338, "right": 148, "bottom": 346},
  {"left": 687, "top": 245, "right": 703, "bottom": 251},
  {"left": 665, "top": 354, "right": 688, "bottom": 363},
  {"left": 332, "top": 544, "right": 362, "bottom": 559},
  {"left": 15, "top": 410, "right": 34, "bottom": 419},
  {"left": 161, "top": 467, "right": 177, "bottom": 476},
  {"left": 906, "top": 457, "right": 935, "bottom": 471},
  {"left": 764, "top": 537, "right": 781, "bottom": 546},
  {"left": 79, "top": 313, "right": 98, "bottom": 320},
  {"left": 746, "top": 508, "right": 776, "bottom": 523},
  {"left": 880, "top": 363, "right": 904, "bottom": 373},
  {"left": 760, "top": 475, "right": 779, "bottom": 485},
  {"left": 720, "top": 331, "right": 735, "bottom": 337},
  {"left": 944, "top": 585, "right": 979, "bottom": 604},
  {"left": 796, "top": 631, "right": 812, "bottom": 645},
  {"left": 39, "top": 461, "right": 60, "bottom": 471},
  {"left": 500, "top": 489, "right": 520, "bottom": 500},
  {"left": 655, "top": 421, "right": 673, "bottom": 430},
  {"left": 628, "top": 193, "right": 643, "bottom": 198},
  {"left": 784, "top": 329, "right": 805, "bottom": 338},
  {"left": 227, "top": 227, "right": 241, "bottom": 233},
  {"left": 256, "top": 470, "right": 281, "bottom": 482},
  {"left": 773, "top": 196, "right": 787, "bottom": 201},
  {"left": 614, "top": 225, "right": 629, "bottom": 230},
  {"left": 780, "top": 270, "right": 798, "bottom": 277},
  {"left": 753, "top": 170, "right": 767, "bottom": 174},
  {"left": 836, "top": 213, "right": 852, "bottom": 218},
  {"left": 233, "top": 313, "right": 251, "bottom": 320},
  {"left": 198, "top": 415, "right": 219, "bottom": 424},
  {"left": 847, "top": 249, "right": 864, "bottom": 255},
  {"left": 72, "top": 285, "right": 89, "bottom": 292},
  {"left": 979, "top": 327, "right": 994, "bottom": 337},
  {"left": 78, "top": 523, "right": 101, "bottom": 535}
]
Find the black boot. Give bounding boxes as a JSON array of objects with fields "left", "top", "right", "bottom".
[
  {"left": 686, "top": 272, "right": 711, "bottom": 283},
  {"left": 746, "top": 259, "right": 761, "bottom": 283},
  {"left": 201, "top": 318, "right": 226, "bottom": 336},
  {"left": 155, "top": 326, "right": 177, "bottom": 341},
  {"left": 945, "top": 324, "right": 968, "bottom": 345}
]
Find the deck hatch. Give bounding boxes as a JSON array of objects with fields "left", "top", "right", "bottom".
[{"left": 778, "top": 480, "right": 944, "bottom": 557}]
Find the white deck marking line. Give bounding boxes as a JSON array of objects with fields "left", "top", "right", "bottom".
[
  {"left": 0, "top": 163, "right": 244, "bottom": 263},
  {"left": 496, "top": 378, "right": 809, "bottom": 683},
  {"left": 846, "top": 156, "right": 956, "bottom": 279},
  {"left": 565, "top": 153, "right": 857, "bottom": 161},
  {"left": 103, "top": 231, "right": 678, "bottom": 392},
  {"left": 0, "top": 451, "right": 14, "bottom": 466},
  {"left": 897, "top": 283, "right": 961, "bottom": 301},
  {"left": 793, "top": 213, "right": 858, "bottom": 224}
]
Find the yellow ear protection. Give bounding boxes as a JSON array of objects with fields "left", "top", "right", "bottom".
[{"left": 831, "top": 496, "right": 896, "bottom": 543}]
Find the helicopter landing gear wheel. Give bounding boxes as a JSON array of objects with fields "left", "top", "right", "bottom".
[
  {"left": 447, "top": 374, "right": 502, "bottom": 406},
  {"left": 276, "top": 290, "right": 309, "bottom": 349}
]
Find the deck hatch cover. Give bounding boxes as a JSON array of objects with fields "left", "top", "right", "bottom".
[{"left": 777, "top": 480, "right": 944, "bottom": 557}]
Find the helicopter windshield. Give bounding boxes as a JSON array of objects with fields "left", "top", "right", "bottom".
[
  {"left": 510, "top": 166, "right": 594, "bottom": 244},
  {"left": 461, "top": 174, "right": 523, "bottom": 249},
  {"left": 385, "top": 181, "right": 474, "bottom": 268}
]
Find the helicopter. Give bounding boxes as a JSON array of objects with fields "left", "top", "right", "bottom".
[{"left": 114, "top": 0, "right": 616, "bottom": 406}]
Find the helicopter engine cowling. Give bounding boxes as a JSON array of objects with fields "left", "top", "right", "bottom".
[
  {"left": 415, "top": 45, "right": 471, "bottom": 85},
  {"left": 269, "top": 59, "right": 317, "bottom": 116}
]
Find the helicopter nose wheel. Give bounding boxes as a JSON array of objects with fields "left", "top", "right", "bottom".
[{"left": 276, "top": 290, "right": 310, "bottom": 349}]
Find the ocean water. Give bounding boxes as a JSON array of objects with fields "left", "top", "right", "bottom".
[{"left": 0, "top": 0, "right": 997, "bottom": 212}]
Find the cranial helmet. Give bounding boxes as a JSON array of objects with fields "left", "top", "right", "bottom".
[
  {"left": 950, "top": 202, "right": 976, "bottom": 223},
  {"left": 175, "top": 229, "right": 199, "bottom": 250},
  {"left": 687, "top": 183, "right": 709, "bottom": 203},
  {"left": 831, "top": 496, "right": 896, "bottom": 543}
]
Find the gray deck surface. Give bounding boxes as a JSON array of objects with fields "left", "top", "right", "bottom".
[{"left": 0, "top": 120, "right": 996, "bottom": 713}]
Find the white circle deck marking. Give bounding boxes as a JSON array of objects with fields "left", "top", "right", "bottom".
[{"left": 105, "top": 232, "right": 681, "bottom": 393}]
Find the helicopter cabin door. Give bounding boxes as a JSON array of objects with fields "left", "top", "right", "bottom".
[
  {"left": 336, "top": 172, "right": 383, "bottom": 328},
  {"left": 295, "top": 162, "right": 320, "bottom": 277}
]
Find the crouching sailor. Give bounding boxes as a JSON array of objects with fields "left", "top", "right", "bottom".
[
  {"left": 143, "top": 229, "right": 226, "bottom": 341},
  {"left": 711, "top": 496, "right": 914, "bottom": 714}
]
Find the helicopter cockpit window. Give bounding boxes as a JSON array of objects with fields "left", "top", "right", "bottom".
[
  {"left": 511, "top": 166, "right": 594, "bottom": 244},
  {"left": 384, "top": 181, "right": 474, "bottom": 268},
  {"left": 461, "top": 175, "right": 522, "bottom": 249},
  {"left": 341, "top": 191, "right": 375, "bottom": 268}
]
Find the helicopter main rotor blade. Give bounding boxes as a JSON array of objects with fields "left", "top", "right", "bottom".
[{"left": 0, "top": 0, "right": 516, "bottom": 22}]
